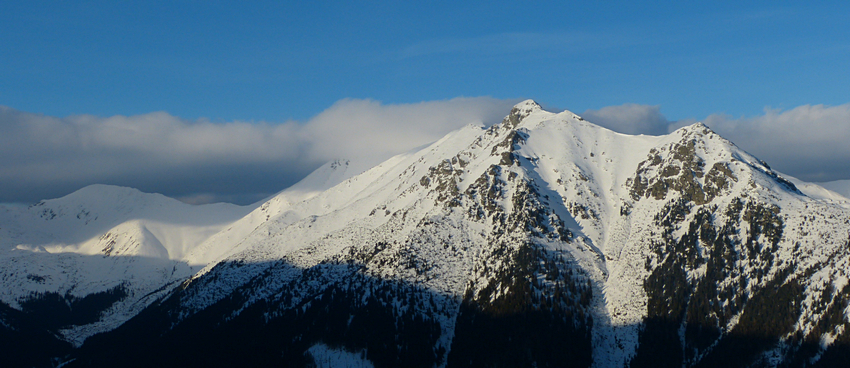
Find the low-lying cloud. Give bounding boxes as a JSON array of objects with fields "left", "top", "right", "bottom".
[
  {"left": 703, "top": 104, "right": 850, "bottom": 183},
  {"left": 581, "top": 103, "right": 850, "bottom": 183},
  {"left": 0, "top": 97, "right": 517, "bottom": 205},
  {"left": 580, "top": 104, "right": 674, "bottom": 136},
  {"left": 3, "top": 98, "right": 848, "bottom": 205}
]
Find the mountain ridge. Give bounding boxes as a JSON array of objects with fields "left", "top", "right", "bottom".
[{"left": 3, "top": 100, "right": 850, "bottom": 367}]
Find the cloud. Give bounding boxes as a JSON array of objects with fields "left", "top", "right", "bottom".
[
  {"left": 580, "top": 104, "right": 674, "bottom": 136},
  {"left": 300, "top": 98, "right": 517, "bottom": 163},
  {"left": 703, "top": 104, "right": 850, "bottom": 183},
  {"left": 5, "top": 98, "right": 847, "bottom": 206},
  {"left": 0, "top": 97, "right": 518, "bottom": 205},
  {"left": 579, "top": 102, "right": 850, "bottom": 183}
]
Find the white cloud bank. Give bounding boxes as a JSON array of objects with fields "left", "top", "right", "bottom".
[
  {"left": 581, "top": 103, "right": 850, "bottom": 183},
  {"left": 0, "top": 97, "right": 518, "bottom": 204}
]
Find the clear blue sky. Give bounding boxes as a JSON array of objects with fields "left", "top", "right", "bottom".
[{"left": 3, "top": 1, "right": 848, "bottom": 122}]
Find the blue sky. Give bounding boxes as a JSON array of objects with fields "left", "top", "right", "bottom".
[
  {"left": 1, "top": 1, "right": 849, "bottom": 204},
  {"left": 4, "top": 1, "right": 848, "bottom": 121}
]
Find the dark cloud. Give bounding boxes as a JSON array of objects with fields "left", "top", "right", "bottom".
[
  {"left": 0, "top": 97, "right": 517, "bottom": 205},
  {"left": 580, "top": 104, "right": 673, "bottom": 136}
]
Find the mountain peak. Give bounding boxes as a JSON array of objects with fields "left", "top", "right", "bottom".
[
  {"left": 45, "top": 184, "right": 151, "bottom": 208},
  {"left": 680, "top": 121, "right": 712, "bottom": 134},
  {"left": 512, "top": 99, "right": 542, "bottom": 111},
  {"left": 503, "top": 99, "right": 544, "bottom": 128}
]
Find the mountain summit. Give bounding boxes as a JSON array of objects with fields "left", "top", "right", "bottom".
[{"left": 3, "top": 103, "right": 850, "bottom": 367}]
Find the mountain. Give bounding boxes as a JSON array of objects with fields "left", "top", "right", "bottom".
[
  {"left": 0, "top": 158, "right": 363, "bottom": 346},
  {"left": 4, "top": 100, "right": 850, "bottom": 367},
  {"left": 817, "top": 179, "right": 850, "bottom": 202}
]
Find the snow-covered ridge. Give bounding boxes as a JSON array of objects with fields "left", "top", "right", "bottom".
[
  {"left": 168, "top": 100, "right": 850, "bottom": 367},
  {"left": 0, "top": 159, "right": 359, "bottom": 344},
  {"left": 0, "top": 184, "right": 253, "bottom": 259},
  {"left": 5, "top": 100, "right": 850, "bottom": 367},
  {"left": 817, "top": 179, "right": 850, "bottom": 201}
]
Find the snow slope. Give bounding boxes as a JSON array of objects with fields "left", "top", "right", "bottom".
[
  {"left": 178, "top": 100, "right": 850, "bottom": 367},
  {"left": 124, "top": 100, "right": 850, "bottom": 367},
  {"left": 818, "top": 179, "right": 850, "bottom": 200},
  {"left": 6, "top": 100, "right": 850, "bottom": 368},
  {"left": 0, "top": 159, "right": 357, "bottom": 345}
]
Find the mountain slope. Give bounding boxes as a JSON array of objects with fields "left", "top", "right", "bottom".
[
  {"left": 5, "top": 101, "right": 850, "bottom": 367},
  {"left": 817, "top": 179, "right": 850, "bottom": 201},
  {"left": 0, "top": 185, "right": 255, "bottom": 346},
  {"left": 0, "top": 157, "right": 367, "bottom": 350}
]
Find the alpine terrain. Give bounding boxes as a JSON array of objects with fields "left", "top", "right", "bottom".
[{"left": 3, "top": 100, "right": 850, "bottom": 367}]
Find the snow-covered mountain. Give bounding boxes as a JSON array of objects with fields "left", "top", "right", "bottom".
[
  {"left": 4, "top": 101, "right": 850, "bottom": 367},
  {"left": 818, "top": 179, "right": 850, "bottom": 202}
]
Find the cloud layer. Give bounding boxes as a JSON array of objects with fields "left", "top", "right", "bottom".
[
  {"left": 2, "top": 98, "right": 848, "bottom": 205},
  {"left": 703, "top": 104, "right": 850, "bottom": 182},
  {"left": 580, "top": 104, "right": 674, "bottom": 136},
  {"left": 0, "top": 97, "right": 517, "bottom": 204},
  {"left": 581, "top": 103, "right": 850, "bottom": 183}
]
